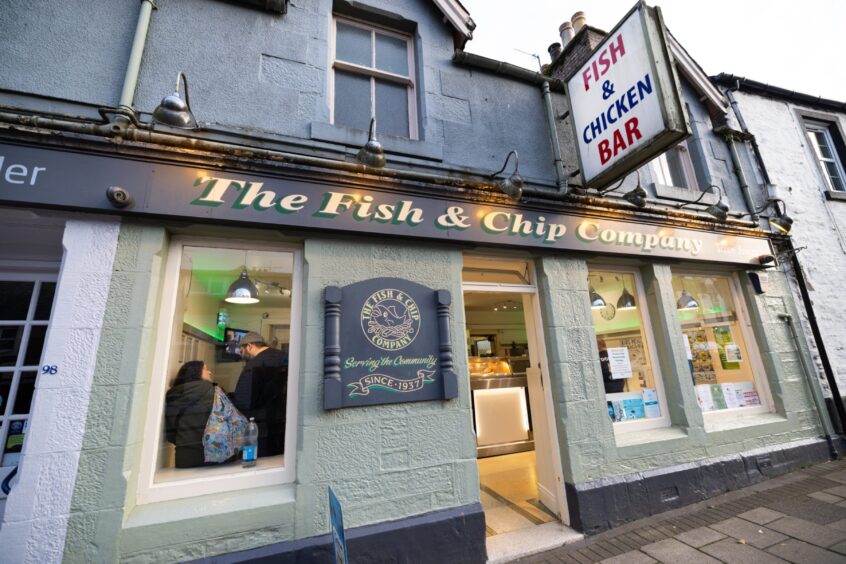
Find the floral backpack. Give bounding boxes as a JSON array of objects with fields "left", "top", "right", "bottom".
[{"left": 203, "top": 386, "right": 249, "bottom": 463}]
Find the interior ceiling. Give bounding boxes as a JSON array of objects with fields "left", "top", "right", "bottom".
[
  {"left": 463, "top": 292, "right": 524, "bottom": 312},
  {"left": 185, "top": 247, "right": 293, "bottom": 308}
]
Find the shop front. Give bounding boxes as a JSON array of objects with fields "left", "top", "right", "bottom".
[{"left": 0, "top": 130, "right": 828, "bottom": 563}]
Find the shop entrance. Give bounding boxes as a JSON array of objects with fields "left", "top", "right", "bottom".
[{"left": 462, "top": 257, "right": 570, "bottom": 548}]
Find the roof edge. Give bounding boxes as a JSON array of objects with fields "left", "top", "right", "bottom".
[{"left": 711, "top": 73, "right": 846, "bottom": 113}]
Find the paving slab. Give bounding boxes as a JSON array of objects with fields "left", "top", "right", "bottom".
[
  {"left": 765, "top": 496, "right": 846, "bottom": 524},
  {"left": 674, "top": 526, "right": 726, "bottom": 548},
  {"left": 824, "top": 470, "right": 846, "bottom": 484},
  {"left": 738, "top": 507, "right": 787, "bottom": 525},
  {"left": 829, "top": 519, "right": 846, "bottom": 532},
  {"left": 599, "top": 550, "right": 657, "bottom": 564},
  {"left": 709, "top": 517, "right": 788, "bottom": 549},
  {"left": 766, "top": 539, "right": 846, "bottom": 564},
  {"left": 831, "top": 540, "right": 846, "bottom": 556},
  {"left": 700, "top": 537, "right": 789, "bottom": 564},
  {"left": 640, "top": 538, "right": 721, "bottom": 564},
  {"left": 824, "top": 485, "right": 846, "bottom": 497},
  {"left": 810, "top": 492, "right": 844, "bottom": 504},
  {"left": 766, "top": 516, "right": 846, "bottom": 548}
]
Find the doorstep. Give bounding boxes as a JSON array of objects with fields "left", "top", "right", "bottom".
[{"left": 486, "top": 521, "right": 583, "bottom": 563}]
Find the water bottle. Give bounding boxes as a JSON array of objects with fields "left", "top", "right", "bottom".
[{"left": 242, "top": 417, "right": 258, "bottom": 468}]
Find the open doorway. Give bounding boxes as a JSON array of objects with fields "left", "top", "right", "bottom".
[{"left": 462, "top": 257, "right": 568, "bottom": 541}]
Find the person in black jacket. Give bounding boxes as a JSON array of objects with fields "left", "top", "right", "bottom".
[
  {"left": 164, "top": 360, "right": 215, "bottom": 468},
  {"left": 233, "top": 332, "right": 287, "bottom": 457}
]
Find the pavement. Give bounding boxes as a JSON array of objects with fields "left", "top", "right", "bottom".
[{"left": 515, "top": 457, "right": 846, "bottom": 564}]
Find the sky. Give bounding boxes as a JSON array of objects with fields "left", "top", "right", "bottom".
[{"left": 460, "top": 0, "right": 845, "bottom": 101}]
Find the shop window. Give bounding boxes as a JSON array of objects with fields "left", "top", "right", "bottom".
[
  {"left": 0, "top": 276, "right": 56, "bottom": 493},
  {"left": 331, "top": 16, "right": 417, "bottom": 139},
  {"left": 672, "top": 272, "right": 769, "bottom": 416},
  {"left": 651, "top": 140, "right": 698, "bottom": 190},
  {"left": 587, "top": 270, "right": 669, "bottom": 432},
  {"left": 805, "top": 119, "right": 846, "bottom": 193},
  {"left": 139, "top": 240, "right": 301, "bottom": 503}
]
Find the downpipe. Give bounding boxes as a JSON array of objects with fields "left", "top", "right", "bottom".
[
  {"left": 118, "top": 0, "right": 157, "bottom": 113},
  {"left": 541, "top": 81, "right": 568, "bottom": 194}
]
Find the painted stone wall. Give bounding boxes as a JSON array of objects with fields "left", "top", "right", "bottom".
[
  {"left": 535, "top": 254, "right": 824, "bottom": 487},
  {"left": 731, "top": 91, "right": 846, "bottom": 394},
  {"left": 56, "top": 222, "right": 476, "bottom": 562}
]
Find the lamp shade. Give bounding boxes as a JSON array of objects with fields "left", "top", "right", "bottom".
[
  {"left": 677, "top": 289, "right": 699, "bottom": 310},
  {"left": 769, "top": 212, "right": 793, "bottom": 234},
  {"left": 622, "top": 184, "right": 648, "bottom": 208},
  {"left": 705, "top": 197, "right": 730, "bottom": 221},
  {"left": 589, "top": 286, "right": 606, "bottom": 309},
  {"left": 152, "top": 93, "right": 197, "bottom": 129},
  {"left": 225, "top": 270, "right": 259, "bottom": 304},
  {"left": 496, "top": 172, "right": 524, "bottom": 200},
  {"left": 616, "top": 287, "right": 637, "bottom": 310},
  {"left": 356, "top": 117, "right": 386, "bottom": 168}
]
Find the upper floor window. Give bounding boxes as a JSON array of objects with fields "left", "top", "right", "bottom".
[
  {"left": 652, "top": 140, "right": 698, "bottom": 190},
  {"left": 805, "top": 120, "right": 846, "bottom": 192},
  {"left": 331, "top": 17, "right": 417, "bottom": 139}
]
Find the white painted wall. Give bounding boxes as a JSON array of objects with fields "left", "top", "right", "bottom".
[{"left": 0, "top": 217, "right": 120, "bottom": 563}]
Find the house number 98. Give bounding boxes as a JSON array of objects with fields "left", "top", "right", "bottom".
[{"left": 41, "top": 365, "right": 58, "bottom": 375}]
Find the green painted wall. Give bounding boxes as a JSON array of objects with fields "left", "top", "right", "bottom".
[
  {"left": 535, "top": 256, "right": 825, "bottom": 486},
  {"left": 63, "top": 222, "right": 477, "bottom": 562}
]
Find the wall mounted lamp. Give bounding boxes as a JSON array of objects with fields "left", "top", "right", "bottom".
[
  {"left": 491, "top": 150, "right": 524, "bottom": 201},
  {"left": 677, "top": 185, "right": 729, "bottom": 221},
  {"left": 152, "top": 71, "right": 198, "bottom": 129},
  {"left": 356, "top": 117, "right": 386, "bottom": 168},
  {"left": 599, "top": 171, "right": 648, "bottom": 208},
  {"left": 740, "top": 198, "right": 793, "bottom": 234}
]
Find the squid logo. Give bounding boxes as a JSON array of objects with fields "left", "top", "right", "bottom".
[{"left": 360, "top": 288, "right": 421, "bottom": 351}]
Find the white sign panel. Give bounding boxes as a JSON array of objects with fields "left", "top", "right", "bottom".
[{"left": 566, "top": 2, "right": 688, "bottom": 188}]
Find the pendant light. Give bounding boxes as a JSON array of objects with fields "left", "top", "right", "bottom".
[
  {"left": 676, "top": 289, "right": 699, "bottom": 311},
  {"left": 616, "top": 281, "right": 637, "bottom": 310},
  {"left": 226, "top": 252, "right": 259, "bottom": 304},
  {"left": 589, "top": 286, "right": 606, "bottom": 309}
]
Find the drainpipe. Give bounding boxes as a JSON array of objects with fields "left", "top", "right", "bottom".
[
  {"left": 778, "top": 311, "right": 838, "bottom": 459},
  {"left": 541, "top": 81, "right": 568, "bottom": 194},
  {"left": 118, "top": 0, "right": 156, "bottom": 114},
  {"left": 725, "top": 81, "right": 771, "bottom": 186},
  {"left": 724, "top": 133, "right": 759, "bottom": 221}
]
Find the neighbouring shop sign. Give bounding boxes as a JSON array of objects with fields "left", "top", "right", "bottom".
[
  {"left": 0, "top": 142, "right": 772, "bottom": 265},
  {"left": 566, "top": 2, "right": 689, "bottom": 188},
  {"left": 323, "top": 278, "right": 457, "bottom": 409}
]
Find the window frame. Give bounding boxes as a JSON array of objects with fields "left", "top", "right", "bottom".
[
  {"left": 652, "top": 140, "right": 699, "bottom": 190},
  {"left": 329, "top": 15, "right": 419, "bottom": 140},
  {"left": 136, "top": 236, "right": 302, "bottom": 505},
  {"left": 670, "top": 269, "right": 773, "bottom": 423},
  {"left": 805, "top": 119, "right": 846, "bottom": 193},
  {"left": 588, "top": 265, "right": 671, "bottom": 434}
]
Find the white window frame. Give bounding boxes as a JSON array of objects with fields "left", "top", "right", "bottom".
[
  {"left": 805, "top": 120, "right": 846, "bottom": 193},
  {"left": 329, "top": 15, "right": 418, "bottom": 140},
  {"left": 652, "top": 140, "right": 698, "bottom": 190},
  {"left": 136, "top": 236, "right": 302, "bottom": 505},
  {"left": 671, "top": 269, "right": 774, "bottom": 424},
  {"left": 589, "top": 266, "right": 671, "bottom": 434}
]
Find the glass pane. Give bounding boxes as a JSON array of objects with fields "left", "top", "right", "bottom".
[
  {"left": 672, "top": 273, "right": 762, "bottom": 412},
  {"left": 334, "top": 70, "right": 372, "bottom": 132},
  {"left": 156, "top": 246, "right": 292, "bottom": 479},
  {"left": 12, "top": 371, "right": 36, "bottom": 414},
  {"left": 3, "top": 419, "right": 27, "bottom": 466},
  {"left": 0, "top": 282, "right": 33, "bottom": 320},
  {"left": 24, "top": 325, "right": 48, "bottom": 367},
  {"left": 588, "top": 271, "right": 662, "bottom": 423},
  {"left": 375, "top": 33, "right": 408, "bottom": 75},
  {"left": 824, "top": 161, "right": 845, "bottom": 191},
  {"left": 34, "top": 282, "right": 56, "bottom": 320},
  {"left": 814, "top": 131, "right": 834, "bottom": 159},
  {"left": 336, "top": 22, "right": 371, "bottom": 67},
  {"left": 665, "top": 146, "right": 690, "bottom": 188},
  {"left": 375, "top": 79, "right": 409, "bottom": 138},
  {"left": 0, "top": 326, "right": 24, "bottom": 367},
  {"left": 0, "top": 372, "right": 11, "bottom": 412}
]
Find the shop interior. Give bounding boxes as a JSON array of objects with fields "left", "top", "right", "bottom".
[{"left": 463, "top": 282, "right": 558, "bottom": 537}]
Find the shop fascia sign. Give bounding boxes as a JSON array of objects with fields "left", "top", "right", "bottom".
[
  {"left": 0, "top": 141, "right": 772, "bottom": 265},
  {"left": 566, "top": 1, "right": 689, "bottom": 189}
]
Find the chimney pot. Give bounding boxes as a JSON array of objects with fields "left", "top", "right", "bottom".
[
  {"left": 559, "top": 21, "right": 575, "bottom": 46},
  {"left": 571, "top": 11, "right": 587, "bottom": 33},
  {"left": 548, "top": 42, "right": 562, "bottom": 61}
]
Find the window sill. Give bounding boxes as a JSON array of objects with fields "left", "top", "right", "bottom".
[
  {"left": 310, "top": 122, "right": 443, "bottom": 161},
  {"left": 154, "top": 454, "right": 284, "bottom": 483},
  {"left": 615, "top": 425, "right": 688, "bottom": 448},
  {"left": 125, "top": 482, "right": 295, "bottom": 529},
  {"left": 703, "top": 410, "right": 785, "bottom": 433},
  {"left": 652, "top": 182, "right": 715, "bottom": 204},
  {"left": 825, "top": 190, "right": 846, "bottom": 202}
]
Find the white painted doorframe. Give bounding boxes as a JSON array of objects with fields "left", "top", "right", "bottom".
[{"left": 462, "top": 282, "right": 569, "bottom": 525}]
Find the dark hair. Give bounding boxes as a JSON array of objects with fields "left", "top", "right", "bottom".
[{"left": 171, "top": 360, "right": 205, "bottom": 388}]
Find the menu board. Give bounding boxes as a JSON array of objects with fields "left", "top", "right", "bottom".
[{"left": 685, "top": 329, "right": 716, "bottom": 385}]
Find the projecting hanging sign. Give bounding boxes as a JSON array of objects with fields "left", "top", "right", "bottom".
[
  {"left": 323, "top": 278, "right": 458, "bottom": 409},
  {"left": 566, "top": 1, "right": 689, "bottom": 189}
]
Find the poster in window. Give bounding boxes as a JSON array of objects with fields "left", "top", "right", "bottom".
[
  {"left": 643, "top": 388, "right": 661, "bottom": 418},
  {"left": 713, "top": 325, "right": 741, "bottom": 370},
  {"left": 607, "top": 347, "right": 633, "bottom": 380},
  {"left": 685, "top": 329, "right": 716, "bottom": 384}
]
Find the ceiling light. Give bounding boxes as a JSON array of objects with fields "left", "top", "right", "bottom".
[
  {"left": 589, "top": 286, "right": 606, "bottom": 309},
  {"left": 676, "top": 289, "right": 699, "bottom": 311},
  {"left": 225, "top": 269, "right": 259, "bottom": 304},
  {"left": 616, "top": 287, "right": 636, "bottom": 310}
]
